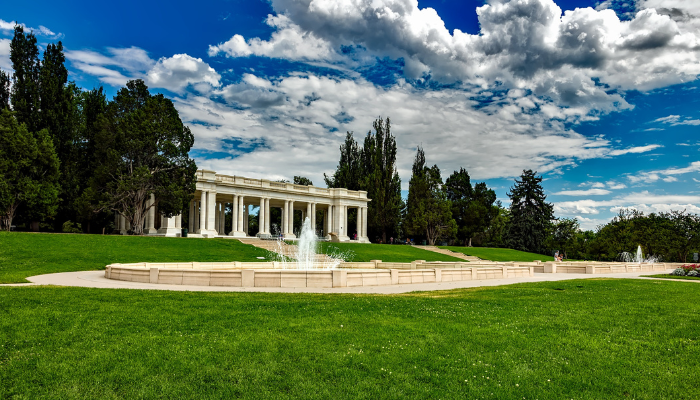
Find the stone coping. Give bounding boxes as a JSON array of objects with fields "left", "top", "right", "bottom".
[{"left": 104, "top": 260, "right": 678, "bottom": 288}]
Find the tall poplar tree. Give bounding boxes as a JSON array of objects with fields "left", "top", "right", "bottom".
[
  {"left": 324, "top": 131, "right": 362, "bottom": 190},
  {"left": 506, "top": 169, "right": 554, "bottom": 253},
  {"left": 10, "top": 25, "right": 40, "bottom": 133},
  {"left": 0, "top": 71, "right": 10, "bottom": 110},
  {"left": 361, "top": 117, "right": 402, "bottom": 243}
]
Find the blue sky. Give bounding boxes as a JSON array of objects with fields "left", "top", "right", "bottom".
[{"left": 1, "top": 0, "right": 699, "bottom": 230}]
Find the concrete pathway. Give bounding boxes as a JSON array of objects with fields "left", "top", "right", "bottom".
[
  {"left": 4, "top": 269, "right": 682, "bottom": 294},
  {"left": 414, "top": 245, "right": 482, "bottom": 261}
]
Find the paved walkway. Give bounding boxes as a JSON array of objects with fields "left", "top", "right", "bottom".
[{"left": 4, "top": 268, "right": 684, "bottom": 294}]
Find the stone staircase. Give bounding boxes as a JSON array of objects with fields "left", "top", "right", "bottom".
[
  {"left": 416, "top": 245, "right": 484, "bottom": 261},
  {"left": 237, "top": 238, "right": 340, "bottom": 264}
]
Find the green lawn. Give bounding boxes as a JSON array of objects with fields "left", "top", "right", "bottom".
[
  {"left": 1, "top": 279, "right": 698, "bottom": 398},
  {"left": 0, "top": 232, "right": 271, "bottom": 284},
  {"left": 318, "top": 242, "right": 465, "bottom": 263},
  {"left": 644, "top": 274, "right": 700, "bottom": 281},
  {"left": 440, "top": 246, "right": 551, "bottom": 262}
]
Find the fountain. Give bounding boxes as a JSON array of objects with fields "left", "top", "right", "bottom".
[
  {"left": 270, "top": 217, "right": 352, "bottom": 270},
  {"left": 619, "top": 245, "right": 660, "bottom": 264}
]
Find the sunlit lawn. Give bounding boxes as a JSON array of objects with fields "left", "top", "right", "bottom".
[{"left": 1, "top": 279, "right": 698, "bottom": 399}]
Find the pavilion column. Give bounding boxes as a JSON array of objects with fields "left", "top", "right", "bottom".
[
  {"left": 220, "top": 203, "right": 226, "bottom": 235},
  {"left": 311, "top": 203, "right": 316, "bottom": 235},
  {"left": 355, "top": 207, "right": 361, "bottom": 240},
  {"left": 265, "top": 198, "right": 271, "bottom": 234},
  {"left": 259, "top": 197, "right": 266, "bottom": 235},
  {"left": 214, "top": 202, "right": 220, "bottom": 233},
  {"left": 238, "top": 196, "right": 245, "bottom": 233},
  {"left": 327, "top": 205, "right": 333, "bottom": 234},
  {"left": 288, "top": 200, "right": 295, "bottom": 235},
  {"left": 282, "top": 201, "right": 288, "bottom": 234},
  {"left": 306, "top": 203, "right": 312, "bottom": 225},
  {"left": 175, "top": 214, "right": 181, "bottom": 229},
  {"left": 230, "top": 195, "right": 238, "bottom": 235},
  {"left": 244, "top": 206, "right": 249, "bottom": 235},
  {"left": 207, "top": 191, "right": 217, "bottom": 232},
  {"left": 198, "top": 191, "right": 206, "bottom": 233},
  {"left": 195, "top": 201, "right": 200, "bottom": 232}
]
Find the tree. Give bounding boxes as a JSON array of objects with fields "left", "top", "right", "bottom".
[
  {"left": 10, "top": 25, "right": 40, "bottom": 133},
  {"left": 361, "top": 117, "right": 402, "bottom": 243},
  {"left": 0, "top": 71, "right": 10, "bottom": 110},
  {"left": 324, "top": 131, "right": 362, "bottom": 190},
  {"left": 405, "top": 147, "right": 456, "bottom": 245},
  {"left": 90, "top": 79, "right": 197, "bottom": 235},
  {"left": 548, "top": 218, "right": 580, "bottom": 258},
  {"left": 0, "top": 110, "right": 60, "bottom": 230},
  {"left": 506, "top": 169, "right": 554, "bottom": 253},
  {"left": 293, "top": 176, "right": 313, "bottom": 186},
  {"left": 445, "top": 168, "right": 498, "bottom": 246}
]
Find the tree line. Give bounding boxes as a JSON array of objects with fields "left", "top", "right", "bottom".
[
  {"left": 0, "top": 26, "right": 196, "bottom": 233},
  {"left": 326, "top": 118, "right": 700, "bottom": 262}
]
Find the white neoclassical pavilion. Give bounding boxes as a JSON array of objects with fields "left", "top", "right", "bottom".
[{"left": 120, "top": 170, "right": 371, "bottom": 242}]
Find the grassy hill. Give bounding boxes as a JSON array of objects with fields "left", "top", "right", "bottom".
[
  {"left": 317, "top": 242, "right": 465, "bottom": 263},
  {"left": 0, "top": 232, "right": 271, "bottom": 283},
  {"left": 439, "top": 246, "right": 551, "bottom": 262}
]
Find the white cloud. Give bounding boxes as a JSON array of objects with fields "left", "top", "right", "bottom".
[
  {"left": 0, "top": 18, "right": 62, "bottom": 39},
  {"left": 553, "top": 188, "right": 612, "bottom": 196},
  {"left": 607, "top": 144, "right": 662, "bottom": 156},
  {"left": 628, "top": 161, "right": 700, "bottom": 183},
  {"left": 654, "top": 114, "right": 700, "bottom": 126},
  {"left": 211, "top": 0, "right": 700, "bottom": 113},
  {"left": 208, "top": 14, "right": 338, "bottom": 62},
  {"left": 147, "top": 54, "right": 221, "bottom": 92},
  {"left": 171, "top": 72, "right": 635, "bottom": 186},
  {"left": 0, "top": 38, "right": 10, "bottom": 72},
  {"left": 554, "top": 191, "right": 700, "bottom": 217}
]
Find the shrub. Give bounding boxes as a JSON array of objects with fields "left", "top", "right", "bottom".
[
  {"left": 671, "top": 268, "right": 686, "bottom": 276},
  {"left": 680, "top": 264, "right": 700, "bottom": 274},
  {"left": 688, "top": 270, "right": 699, "bottom": 277},
  {"left": 62, "top": 221, "right": 82, "bottom": 234}
]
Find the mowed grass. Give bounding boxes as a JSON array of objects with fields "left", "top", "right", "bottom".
[
  {"left": 318, "top": 242, "right": 465, "bottom": 263},
  {"left": 644, "top": 274, "right": 700, "bottom": 281},
  {"left": 440, "top": 246, "right": 550, "bottom": 262},
  {"left": 1, "top": 279, "right": 699, "bottom": 399},
  {"left": 0, "top": 232, "right": 272, "bottom": 284}
]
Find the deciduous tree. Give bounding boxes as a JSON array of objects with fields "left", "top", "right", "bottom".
[{"left": 90, "top": 80, "right": 197, "bottom": 235}]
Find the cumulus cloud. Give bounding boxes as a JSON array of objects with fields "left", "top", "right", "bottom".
[
  {"left": 67, "top": 47, "right": 220, "bottom": 91},
  {"left": 208, "top": 15, "right": 338, "bottom": 62},
  {"left": 169, "top": 72, "right": 674, "bottom": 187},
  {"left": 210, "top": 0, "right": 700, "bottom": 113},
  {"left": 147, "top": 54, "right": 221, "bottom": 92},
  {"left": 627, "top": 161, "right": 700, "bottom": 183}
]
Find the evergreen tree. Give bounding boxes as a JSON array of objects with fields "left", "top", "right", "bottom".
[
  {"left": 0, "top": 110, "right": 60, "bottom": 230},
  {"left": 405, "top": 147, "right": 456, "bottom": 245},
  {"left": 89, "top": 80, "right": 197, "bottom": 234},
  {"left": 445, "top": 168, "right": 498, "bottom": 246},
  {"left": 361, "top": 117, "right": 402, "bottom": 243},
  {"left": 324, "top": 131, "right": 362, "bottom": 190},
  {"left": 10, "top": 25, "right": 40, "bottom": 133},
  {"left": 506, "top": 169, "right": 554, "bottom": 253},
  {"left": 0, "top": 71, "right": 10, "bottom": 110}
]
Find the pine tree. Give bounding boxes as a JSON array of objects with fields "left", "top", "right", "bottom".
[
  {"left": 506, "top": 169, "right": 554, "bottom": 253},
  {"left": 10, "top": 25, "right": 40, "bottom": 133}
]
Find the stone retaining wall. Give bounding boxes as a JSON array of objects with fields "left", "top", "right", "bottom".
[{"left": 104, "top": 260, "right": 678, "bottom": 288}]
